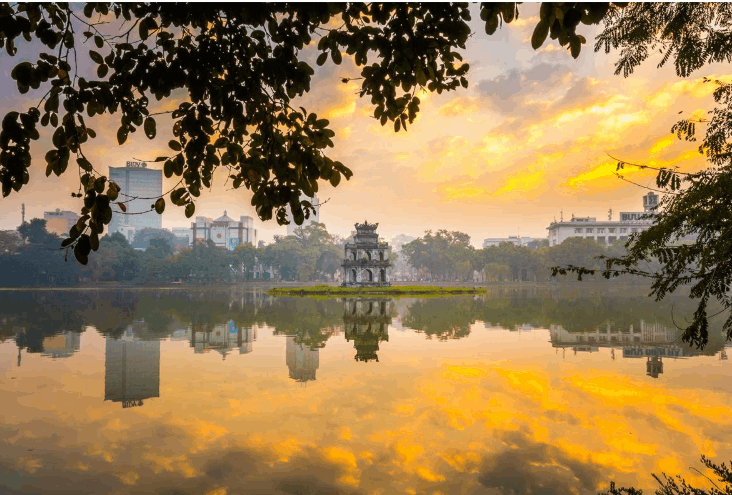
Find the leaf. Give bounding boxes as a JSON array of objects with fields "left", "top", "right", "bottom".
[
  {"left": 316, "top": 52, "right": 328, "bottom": 66},
  {"left": 185, "top": 202, "right": 195, "bottom": 218},
  {"left": 117, "top": 202, "right": 127, "bottom": 212},
  {"left": 77, "top": 157, "right": 93, "bottom": 171},
  {"left": 531, "top": 19, "right": 550, "bottom": 50},
  {"left": 168, "top": 140, "right": 182, "bottom": 151},
  {"left": 90, "top": 231, "right": 99, "bottom": 251},
  {"left": 331, "top": 49, "right": 342, "bottom": 65},
  {"left": 94, "top": 35, "right": 104, "bottom": 48},
  {"left": 144, "top": 117, "right": 156, "bottom": 139},
  {"left": 117, "top": 126, "right": 128, "bottom": 145},
  {"left": 89, "top": 50, "right": 103, "bottom": 64},
  {"left": 330, "top": 172, "right": 341, "bottom": 187},
  {"left": 97, "top": 64, "right": 108, "bottom": 78},
  {"left": 485, "top": 15, "right": 499, "bottom": 35},
  {"left": 154, "top": 197, "right": 165, "bottom": 214}
]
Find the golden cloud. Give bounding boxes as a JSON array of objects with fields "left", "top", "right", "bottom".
[{"left": 438, "top": 96, "right": 480, "bottom": 117}]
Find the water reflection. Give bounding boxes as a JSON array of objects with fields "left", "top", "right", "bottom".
[
  {"left": 189, "top": 320, "right": 256, "bottom": 358},
  {"left": 343, "top": 299, "right": 391, "bottom": 362},
  {"left": 286, "top": 337, "right": 319, "bottom": 381},
  {"left": 40, "top": 331, "right": 81, "bottom": 359},
  {"left": 104, "top": 326, "right": 160, "bottom": 408},
  {"left": 550, "top": 320, "right": 708, "bottom": 378},
  {"left": 1, "top": 288, "right": 731, "bottom": 494}
]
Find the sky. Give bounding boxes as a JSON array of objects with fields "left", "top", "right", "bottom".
[{"left": 0, "top": 4, "right": 728, "bottom": 246}]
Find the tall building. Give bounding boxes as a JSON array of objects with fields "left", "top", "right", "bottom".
[
  {"left": 546, "top": 193, "right": 658, "bottom": 247},
  {"left": 286, "top": 337, "right": 319, "bottom": 382},
  {"left": 286, "top": 192, "right": 320, "bottom": 236},
  {"left": 108, "top": 161, "right": 163, "bottom": 241},
  {"left": 43, "top": 209, "right": 79, "bottom": 236},
  {"left": 188, "top": 212, "right": 257, "bottom": 250},
  {"left": 104, "top": 326, "right": 160, "bottom": 408}
]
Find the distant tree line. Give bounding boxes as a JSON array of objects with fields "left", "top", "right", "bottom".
[
  {"left": 401, "top": 230, "right": 648, "bottom": 283},
  {"left": 1, "top": 220, "right": 658, "bottom": 287},
  {"left": 0, "top": 220, "right": 346, "bottom": 287}
]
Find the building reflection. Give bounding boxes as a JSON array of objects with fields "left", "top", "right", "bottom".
[
  {"left": 104, "top": 323, "right": 160, "bottom": 408},
  {"left": 550, "top": 320, "right": 697, "bottom": 378},
  {"left": 286, "top": 337, "right": 319, "bottom": 382},
  {"left": 41, "top": 331, "right": 81, "bottom": 359},
  {"left": 189, "top": 320, "right": 256, "bottom": 359},
  {"left": 343, "top": 299, "right": 391, "bottom": 362}
]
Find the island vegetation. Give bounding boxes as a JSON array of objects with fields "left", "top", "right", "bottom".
[{"left": 267, "top": 284, "right": 487, "bottom": 297}]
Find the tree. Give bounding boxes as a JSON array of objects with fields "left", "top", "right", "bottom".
[
  {"left": 403, "top": 230, "right": 475, "bottom": 281},
  {"left": 0, "top": 2, "right": 619, "bottom": 264},
  {"left": 17, "top": 218, "right": 58, "bottom": 245},
  {"left": 130, "top": 227, "right": 177, "bottom": 250},
  {"left": 0, "top": 230, "right": 23, "bottom": 254},
  {"left": 600, "top": 455, "right": 732, "bottom": 495},
  {"left": 145, "top": 237, "right": 173, "bottom": 259},
  {"left": 234, "top": 242, "right": 257, "bottom": 280},
  {"left": 96, "top": 231, "right": 140, "bottom": 281},
  {"left": 554, "top": 3, "right": 732, "bottom": 348}
]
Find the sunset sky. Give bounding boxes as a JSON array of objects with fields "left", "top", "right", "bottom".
[{"left": 0, "top": 4, "right": 727, "bottom": 245}]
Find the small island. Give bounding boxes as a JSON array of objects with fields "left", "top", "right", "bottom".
[
  {"left": 267, "top": 284, "right": 487, "bottom": 297},
  {"left": 269, "top": 222, "right": 486, "bottom": 297}
]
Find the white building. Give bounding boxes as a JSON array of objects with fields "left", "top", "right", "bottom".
[
  {"left": 286, "top": 192, "right": 320, "bottom": 236},
  {"left": 547, "top": 193, "right": 658, "bottom": 247},
  {"left": 181, "top": 212, "right": 257, "bottom": 250},
  {"left": 43, "top": 209, "right": 79, "bottom": 236}
]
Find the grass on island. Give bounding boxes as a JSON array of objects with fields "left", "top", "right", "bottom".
[{"left": 267, "top": 285, "right": 487, "bottom": 297}]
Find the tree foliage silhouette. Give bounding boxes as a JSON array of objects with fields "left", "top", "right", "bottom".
[
  {"left": 554, "top": 3, "right": 732, "bottom": 348},
  {"left": 0, "top": 2, "right": 620, "bottom": 265}
]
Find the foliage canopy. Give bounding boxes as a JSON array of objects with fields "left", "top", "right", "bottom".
[
  {"left": 555, "top": 3, "right": 732, "bottom": 348},
  {"left": 0, "top": 2, "right": 620, "bottom": 264}
]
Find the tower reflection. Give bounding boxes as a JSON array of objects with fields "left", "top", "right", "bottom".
[{"left": 343, "top": 299, "right": 391, "bottom": 362}]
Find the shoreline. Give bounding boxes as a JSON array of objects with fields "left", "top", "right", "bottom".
[{"left": 268, "top": 285, "right": 487, "bottom": 297}]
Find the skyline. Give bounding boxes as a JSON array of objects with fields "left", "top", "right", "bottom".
[{"left": 0, "top": 4, "right": 726, "bottom": 246}]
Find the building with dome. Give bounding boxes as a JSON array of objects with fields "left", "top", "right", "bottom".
[
  {"left": 342, "top": 221, "right": 391, "bottom": 286},
  {"left": 187, "top": 211, "right": 258, "bottom": 250}
]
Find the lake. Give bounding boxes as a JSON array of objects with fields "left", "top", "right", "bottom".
[{"left": 1, "top": 288, "right": 731, "bottom": 495}]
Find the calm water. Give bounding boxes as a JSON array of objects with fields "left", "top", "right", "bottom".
[{"left": 1, "top": 288, "right": 731, "bottom": 495}]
